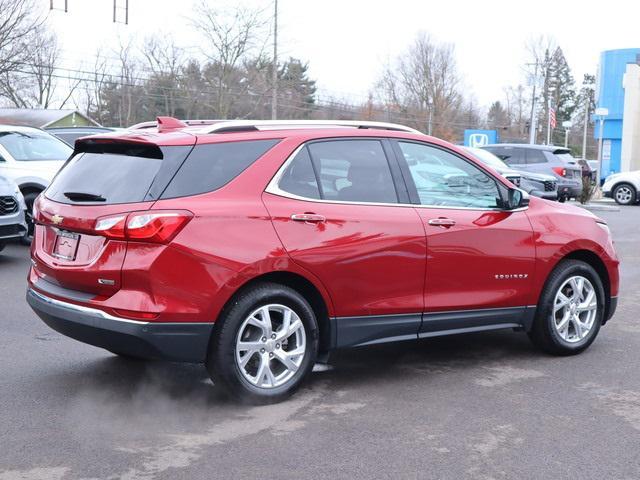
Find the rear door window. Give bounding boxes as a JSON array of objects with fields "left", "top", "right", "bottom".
[
  {"left": 525, "top": 149, "right": 547, "bottom": 164},
  {"left": 306, "top": 140, "right": 398, "bottom": 203},
  {"left": 493, "top": 147, "right": 526, "bottom": 165},
  {"left": 161, "top": 139, "right": 279, "bottom": 199},
  {"left": 277, "top": 147, "right": 321, "bottom": 199}
]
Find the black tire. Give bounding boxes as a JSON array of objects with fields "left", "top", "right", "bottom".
[
  {"left": 20, "top": 191, "right": 40, "bottom": 245},
  {"left": 528, "top": 260, "right": 605, "bottom": 355},
  {"left": 612, "top": 183, "right": 636, "bottom": 206},
  {"left": 206, "top": 282, "right": 319, "bottom": 404},
  {"left": 558, "top": 195, "right": 567, "bottom": 203}
]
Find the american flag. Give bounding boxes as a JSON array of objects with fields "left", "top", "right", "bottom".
[{"left": 549, "top": 107, "right": 557, "bottom": 129}]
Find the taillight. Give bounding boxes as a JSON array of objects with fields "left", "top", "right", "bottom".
[
  {"left": 552, "top": 167, "right": 567, "bottom": 177},
  {"left": 94, "top": 210, "right": 193, "bottom": 243},
  {"left": 95, "top": 214, "right": 127, "bottom": 239}
]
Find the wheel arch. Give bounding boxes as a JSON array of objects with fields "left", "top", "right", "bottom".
[
  {"left": 215, "top": 270, "right": 334, "bottom": 355},
  {"left": 611, "top": 181, "right": 638, "bottom": 202},
  {"left": 18, "top": 182, "right": 46, "bottom": 196},
  {"left": 556, "top": 249, "right": 612, "bottom": 323}
]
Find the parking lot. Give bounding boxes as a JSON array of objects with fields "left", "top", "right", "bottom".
[{"left": 0, "top": 205, "right": 638, "bottom": 479}]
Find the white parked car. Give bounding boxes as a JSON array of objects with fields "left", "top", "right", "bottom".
[
  {"left": 602, "top": 171, "right": 640, "bottom": 205},
  {"left": 0, "top": 125, "right": 73, "bottom": 242},
  {"left": 0, "top": 175, "right": 27, "bottom": 252}
]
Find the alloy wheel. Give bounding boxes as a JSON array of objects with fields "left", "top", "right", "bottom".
[
  {"left": 615, "top": 185, "right": 633, "bottom": 204},
  {"left": 552, "top": 275, "right": 598, "bottom": 343},
  {"left": 235, "top": 304, "right": 306, "bottom": 389}
]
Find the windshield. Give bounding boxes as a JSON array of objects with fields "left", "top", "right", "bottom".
[
  {"left": 0, "top": 130, "right": 73, "bottom": 161},
  {"left": 466, "top": 147, "right": 509, "bottom": 170}
]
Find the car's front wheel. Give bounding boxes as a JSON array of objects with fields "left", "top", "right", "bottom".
[
  {"left": 528, "top": 259, "right": 604, "bottom": 355},
  {"left": 612, "top": 183, "right": 637, "bottom": 205},
  {"left": 207, "top": 282, "right": 318, "bottom": 404}
]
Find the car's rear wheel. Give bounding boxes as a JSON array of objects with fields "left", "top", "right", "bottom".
[
  {"left": 20, "top": 191, "right": 40, "bottom": 245},
  {"left": 612, "top": 183, "right": 636, "bottom": 205},
  {"left": 207, "top": 282, "right": 318, "bottom": 404},
  {"left": 528, "top": 260, "right": 604, "bottom": 355}
]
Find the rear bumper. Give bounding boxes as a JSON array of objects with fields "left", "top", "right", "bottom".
[
  {"left": 26, "top": 288, "right": 213, "bottom": 362},
  {"left": 557, "top": 182, "right": 582, "bottom": 198},
  {"left": 0, "top": 210, "right": 27, "bottom": 241}
]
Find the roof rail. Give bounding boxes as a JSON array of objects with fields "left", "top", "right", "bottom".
[
  {"left": 128, "top": 118, "right": 223, "bottom": 131},
  {"left": 198, "top": 120, "right": 422, "bottom": 135}
]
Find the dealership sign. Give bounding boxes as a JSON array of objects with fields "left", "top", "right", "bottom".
[{"left": 464, "top": 130, "right": 498, "bottom": 147}]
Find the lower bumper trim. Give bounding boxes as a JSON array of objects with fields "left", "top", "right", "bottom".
[{"left": 26, "top": 288, "right": 213, "bottom": 363}]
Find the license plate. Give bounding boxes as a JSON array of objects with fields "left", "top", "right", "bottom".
[{"left": 53, "top": 231, "right": 80, "bottom": 261}]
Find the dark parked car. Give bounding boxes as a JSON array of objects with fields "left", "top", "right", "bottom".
[
  {"left": 46, "top": 127, "right": 117, "bottom": 146},
  {"left": 481, "top": 144, "right": 582, "bottom": 202}
]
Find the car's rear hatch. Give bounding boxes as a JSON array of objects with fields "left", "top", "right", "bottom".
[
  {"left": 31, "top": 137, "right": 195, "bottom": 299},
  {"left": 553, "top": 149, "right": 582, "bottom": 180}
]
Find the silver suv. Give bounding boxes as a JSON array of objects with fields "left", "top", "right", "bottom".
[
  {"left": 0, "top": 125, "right": 72, "bottom": 242},
  {"left": 0, "top": 175, "right": 27, "bottom": 252},
  {"left": 481, "top": 144, "right": 582, "bottom": 202},
  {"left": 463, "top": 147, "right": 558, "bottom": 200}
]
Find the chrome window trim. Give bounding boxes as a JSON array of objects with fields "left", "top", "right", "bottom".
[{"left": 264, "top": 142, "right": 529, "bottom": 213}]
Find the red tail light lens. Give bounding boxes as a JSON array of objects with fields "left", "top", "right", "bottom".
[
  {"left": 95, "top": 214, "right": 127, "bottom": 239},
  {"left": 552, "top": 167, "right": 567, "bottom": 177},
  {"left": 94, "top": 210, "right": 193, "bottom": 243},
  {"left": 126, "top": 211, "right": 193, "bottom": 243}
]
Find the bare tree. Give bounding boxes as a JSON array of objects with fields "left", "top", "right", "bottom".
[
  {"left": 190, "top": 1, "right": 268, "bottom": 118},
  {"left": 0, "top": 24, "right": 61, "bottom": 108},
  {"left": 0, "top": 0, "right": 41, "bottom": 77},
  {"left": 377, "top": 33, "right": 463, "bottom": 139},
  {"left": 141, "top": 35, "right": 184, "bottom": 116}
]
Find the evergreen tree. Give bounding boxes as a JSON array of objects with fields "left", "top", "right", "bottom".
[{"left": 487, "top": 101, "right": 509, "bottom": 130}]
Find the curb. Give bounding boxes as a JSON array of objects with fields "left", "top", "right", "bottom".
[{"left": 575, "top": 203, "right": 620, "bottom": 212}]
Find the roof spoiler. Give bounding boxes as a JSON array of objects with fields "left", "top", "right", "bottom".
[{"left": 156, "top": 116, "right": 187, "bottom": 133}]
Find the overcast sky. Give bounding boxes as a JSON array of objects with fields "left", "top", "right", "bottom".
[{"left": 47, "top": 0, "right": 639, "bottom": 109}]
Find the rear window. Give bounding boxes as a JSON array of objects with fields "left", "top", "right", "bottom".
[
  {"left": 46, "top": 150, "right": 171, "bottom": 204},
  {"left": 553, "top": 152, "right": 577, "bottom": 164},
  {"left": 160, "top": 139, "right": 279, "bottom": 199},
  {"left": 46, "top": 139, "right": 279, "bottom": 205}
]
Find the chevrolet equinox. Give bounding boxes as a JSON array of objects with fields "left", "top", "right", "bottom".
[{"left": 27, "top": 118, "right": 620, "bottom": 403}]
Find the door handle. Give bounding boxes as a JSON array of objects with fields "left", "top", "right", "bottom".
[
  {"left": 428, "top": 217, "right": 456, "bottom": 228},
  {"left": 291, "top": 213, "right": 326, "bottom": 223}
]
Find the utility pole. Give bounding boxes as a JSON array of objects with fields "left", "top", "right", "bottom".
[
  {"left": 528, "top": 62, "right": 539, "bottom": 144},
  {"left": 271, "top": 0, "right": 278, "bottom": 120},
  {"left": 581, "top": 99, "right": 589, "bottom": 159}
]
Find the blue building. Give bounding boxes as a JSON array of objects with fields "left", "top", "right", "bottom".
[{"left": 595, "top": 48, "right": 640, "bottom": 178}]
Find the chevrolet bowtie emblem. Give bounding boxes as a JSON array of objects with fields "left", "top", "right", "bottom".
[{"left": 51, "top": 214, "right": 64, "bottom": 225}]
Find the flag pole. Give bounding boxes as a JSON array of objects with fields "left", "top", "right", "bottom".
[{"left": 546, "top": 97, "right": 552, "bottom": 145}]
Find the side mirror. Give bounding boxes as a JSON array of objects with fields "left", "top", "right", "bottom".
[{"left": 507, "top": 188, "right": 529, "bottom": 210}]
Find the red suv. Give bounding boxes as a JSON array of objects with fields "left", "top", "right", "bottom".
[{"left": 27, "top": 118, "right": 619, "bottom": 403}]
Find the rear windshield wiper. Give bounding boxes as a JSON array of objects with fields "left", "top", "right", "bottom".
[{"left": 63, "top": 191, "right": 107, "bottom": 202}]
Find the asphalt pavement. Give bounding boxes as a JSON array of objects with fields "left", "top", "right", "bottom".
[{"left": 1, "top": 206, "right": 640, "bottom": 480}]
